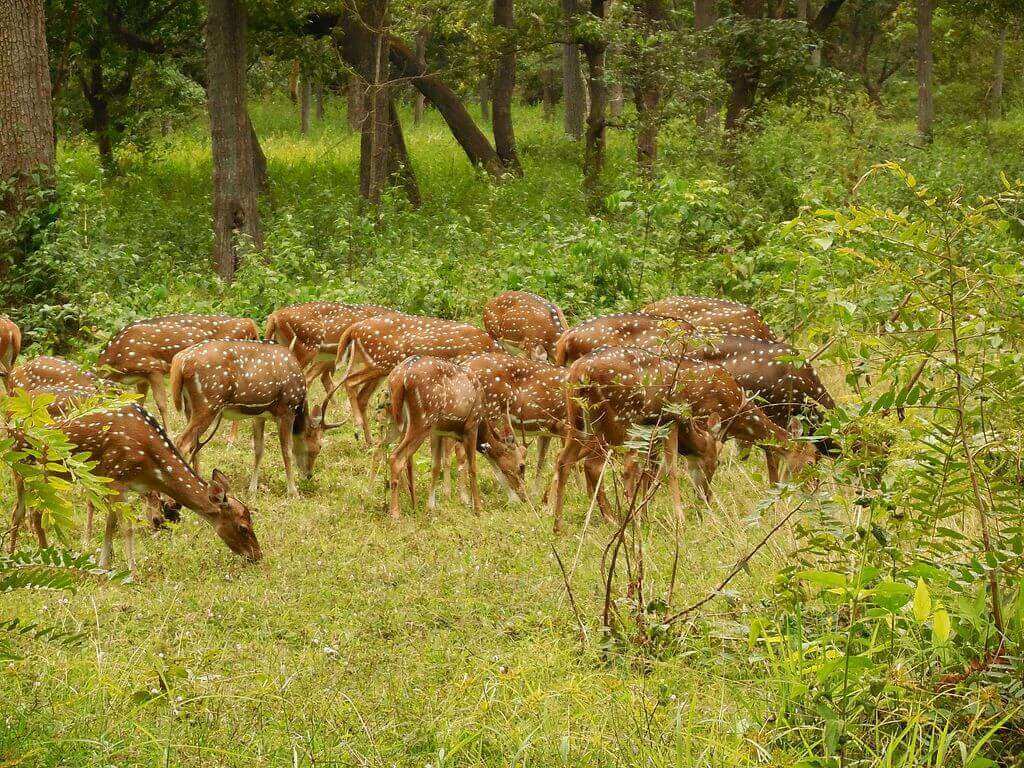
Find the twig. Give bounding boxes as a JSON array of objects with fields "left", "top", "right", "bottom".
[{"left": 552, "top": 545, "right": 587, "bottom": 651}]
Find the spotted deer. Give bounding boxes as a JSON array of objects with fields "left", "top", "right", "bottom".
[
  {"left": 552, "top": 313, "right": 696, "bottom": 366},
  {"left": 643, "top": 296, "right": 777, "bottom": 341},
  {"left": 329, "top": 314, "right": 501, "bottom": 443},
  {"left": 384, "top": 356, "right": 526, "bottom": 518},
  {"left": 6, "top": 356, "right": 97, "bottom": 392},
  {"left": 8, "top": 400, "right": 259, "bottom": 574},
  {"left": 0, "top": 315, "right": 21, "bottom": 393},
  {"left": 170, "top": 340, "right": 335, "bottom": 497},
  {"left": 460, "top": 352, "right": 569, "bottom": 494},
  {"left": 98, "top": 314, "right": 260, "bottom": 427},
  {"left": 264, "top": 301, "right": 394, "bottom": 390},
  {"left": 548, "top": 347, "right": 817, "bottom": 533},
  {"left": 483, "top": 291, "right": 567, "bottom": 362}
]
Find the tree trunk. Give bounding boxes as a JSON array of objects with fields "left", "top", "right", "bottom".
[
  {"left": 358, "top": 0, "right": 392, "bottom": 205},
  {"left": 562, "top": 0, "right": 586, "bottom": 140},
  {"left": 990, "top": 23, "right": 1007, "bottom": 120},
  {"left": 916, "top": 0, "right": 933, "bottom": 142},
  {"left": 205, "top": 0, "right": 262, "bottom": 281},
  {"left": 386, "top": 35, "right": 505, "bottom": 176},
  {"left": 609, "top": 82, "right": 625, "bottom": 118},
  {"left": 413, "top": 28, "right": 428, "bottom": 125},
  {"left": 798, "top": 0, "right": 821, "bottom": 66},
  {"left": 0, "top": 0, "right": 55, "bottom": 219},
  {"left": 492, "top": 0, "right": 522, "bottom": 174},
  {"left": 289, "top": 59, "right": 299, "bottom": 103},
  {"left": 347, "top": 73, "right": 365, "bottom": 133},
  {"left": 300, "top": 70, "right": 312, "bottom": 134},
  {"left": 724, "top": 0, "right": 764, "bottom": 134},
  {"left": 478, "top": 77, "right": 491, "bottom": 121},
  {"left": 387, "top": 100, "right": 420, "bottom": 205},
  {"left": 247, "top": 111, "right": 268, "bottom": 192},
  {"left": 316, "top": 86, "right": 325, "bottom": 121},
  {"left": 694, "top": 0, "right": 719, "bottom": 128},
  {"left": 540, "top": 67, "right": 557, "bottom": 121},
  {"left": 633, "top": 0, "right": 667, "bottom": 176},
  {"left": 581, "top": 0, "right": 608, "bottom": 199}
]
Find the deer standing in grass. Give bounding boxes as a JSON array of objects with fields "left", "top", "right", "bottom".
[
  {"left": 460, "top": 352, "right": 569, "bottom": 495},
  {"left": 170, "top": 340, "right": 333, "bottom": 497},
  {"left": 483, "top": 291, "right": 567, "bottom": 362},
  {"left": 8, "top": 399, "right": 259, "bottom": 574},
  {"left": 0, "top": 316, "right": 22, "bottom": 393},
  {"left": 642, "top": 296, "right": 778, "bottom": 342},
  {"left": 331, "top": 314, "right": 500, "bottom": 443},
  {"left": 548, "top": 347, "right": 818, "bottom": 533},
  {"left": 553, "top": 313, "right": 696, "bottom": 366},
  {"left": 264, "top": 302, "right": 394, "bottom": 391},
  {"left": 98, "top": 314, "right": 259, "bottom": 427},
  {"left": 385, "top": 356, "right": 526, "bottom": 518}
]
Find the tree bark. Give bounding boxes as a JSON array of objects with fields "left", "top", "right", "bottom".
[
  {"left": 300, "top": 69, "right": 312, "bottom": 134},
  {"left": 347, "top": 73, "right": 365, "bottom": 132},
  {"left": 289, "top": 59, "right": 299, "bottom": 103},
  {"left": 724, "top": 0, "right": 764, "bottom": 134},
  {"left": 247, "top": 111, "right": 268, "bottom": 192},
  {"left": 205, "top": 0, "right": 262, "bottom": 281},
  {"left": 990, "top": 23, "right": 1007, "bottom": 120},
  {"left": 540, "top": 67, "right": 558, "bottom": 121},
  {"left": 387, "top": 100, "right": 420, "bottom": 205},
  {"left": 316, "top": 86, "right": 325, "bottom": 121},
  {"left": 492, "top": 0, "right": 522, "bottom": 174},
  {"left": 413, "top": 28, "right": 428, "bottom": 124},
  {"left": 609, "top": 82, "right": 625, "bottom": 118},
  {"left": 357, "top": 0, "right": 392, "bottom": 205},
  {"left": 478, "top": 77, "right": 491, "bottom": 121},
  {"left": 798, "top": 0, "right": 821, "bottom": 66},
  {"left": 694, "top": 0, "right": 719, "bottom": 127},
  {"left": 916, "top": 0, "right": 934, "bottom": 142},
  {"left": 0, "top": 0, "right": 55, "bottom": 218},
  {"left": 581, "top": 0, "right": 608, "bottom": 199},
  {"left": 633, "top": 0, "right": 666, "bottom": 176},
  {"left": 562, "top": 0, "right": 586, "bottom": 140}
]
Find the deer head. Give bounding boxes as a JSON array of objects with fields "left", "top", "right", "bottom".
[{"left": 202, "top": 469, "right": 262, "bottom": 562}]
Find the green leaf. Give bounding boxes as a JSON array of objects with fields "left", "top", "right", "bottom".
[
  {"left": 913, "top": 579, "right": 932, "bottom": 623},
  {"left": 795, "top": 570, "right": 848, "bottom": 588}
]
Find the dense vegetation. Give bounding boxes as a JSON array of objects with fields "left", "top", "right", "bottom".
[{"left": 3, "top": 1, "right": 1024, "bottom": 766}]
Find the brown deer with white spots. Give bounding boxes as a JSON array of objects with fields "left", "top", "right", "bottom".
[
  {"left": 384, "top": 356, "right": 526, "bottom": 518},
  {"left": 692, "top": 334, "right": 840, "bottom": 470},
  {"left": 483, "top": 291, "right": 567, "bottom": 362},
  {"left": 6, "top": 356, "right": 97, "bottom": 393},
  {"left": 642, "top": 296, "right": 777, "bottom": 341},
  {"left": 460, "top": 351, "right": 569, "bottom": 495},
  {"left": 548, "top": 347, "right": 817, "bottom": 533},
  {"left": 170, "top": 340, "right": 334, "bottom": 497},
  {"left": 263, "top": 301, "right": 394, "bottom": 390},
  {"left": 329, "top": 314, "right": 501, "bottom": 443},
  {"left": 0, "top": 315, "right": 21, "bottom": 393},
  {"left": 10, "top": 400, "right": 260, "bottom": 574},
  {"left": 552, "top": 312, "right": 696, "bottom": 366},
  {"left": 98, "top": 314, "right": 259, "bottom": 427}
]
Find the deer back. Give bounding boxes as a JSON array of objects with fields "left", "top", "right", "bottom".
[
  {"left": 643, "top": 296, "right": 777, "bottom": 341},
  {"left": 461, "top": 351, "right": 568, "bottom": 433},
  {"left": 347, "top": 314, "right": 499, "bottom": 372},
  {"left": 0, "top": 315, "right": 21, "bottom": 374},
  {"left": 554, "top": 313, "right": 695, "bottom": 366},
  {"left": 483, "top": 291, "right": 566, "bottom": 357},
  {"left": 388, "top": 355, "right": 481, "bottom": 431},
  {"left": 8, "top": 356, "right": 98, "bottom": 391}
]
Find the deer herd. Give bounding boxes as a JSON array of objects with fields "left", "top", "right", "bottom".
[{"left": 0, "top": 290, "right": 839, "bottom": 576}]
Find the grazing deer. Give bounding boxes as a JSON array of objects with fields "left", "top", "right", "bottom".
[
  {"left": 330, "top": 314, "right": 500, "bottom": 443},
  {"left": 264, "top": 301, "right": 394, "bottom": 390},
  {"left": 385, "top": 356, "right": 526, "bottom": 518},
  {"left": 9, "top": 400, "right": 259, "bottom": 574},
  {"left": 643, "top": 296, "right": 777, "bottom": 341},
  {"left": 483, "top": 291, "right": 567, "bottom": 362},
  {"left": 170, "top": 340, "right": 333, "bottom": 496},
  {"left": 7, "top": 356, "right": 98, "bottom": 392},
  {"left": 460, "top": 352, "right": 569, "bottom": 494},
  {"left": 693, "top": 334, "right": 840, "bottom": 469},
  {"left": 553, "top": 313, "right": 696, "bottom": 366},
  {"left": 0, "top": 315, "right": 21, "bottom": 393},
  {"left": 548, "top": 347, "right": 817, "bottom": 532},
  {"left": 98, "top": 314, "right": 259, "bottom": 427}
]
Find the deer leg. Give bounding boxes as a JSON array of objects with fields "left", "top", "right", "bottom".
[
  {"left": 765, "top": 447, "right": 781, "bottom": 485},
  {"left": 664, "top": 425, "right": 684, "bottom": 525},
  {"left": 147, "top": 372, "right": 170, "bottom": 428},
  {"left": 250, "top": 418, "right": 266, "bottom": 495},
  {"left": 533, "top": 435, "right": 552, "bottom": 497},
  {"left": 583, "top": 450, "right": 616, "bottom": 526},
  {"left": 463, "top": 425, "right": 482, "bottom": 515},
  {"left": 7, "top": 473, "right": 26, "bottom": 554},
  {"left": 278, "top": 415, "right": 298, "bottom": 497},
  {"left": 389, "top": 425, "right": 426, "bottom": 519},
  {"left": 549, "top": 434, "right": 585, "bottom": 534},
  {"left": 227, "top": 422, "right": 239, "bottom": 446},
  {"left": 100, "top": 506, "right": 119, "bottom": 571},
  {"left": 82, "top": 500, "right": 94, "bottom": 549},
  {"left": 121, "top": 494, "right": 136, "bottom": 579},
  {"left": 428, "top": 434, "right": 444, "bottom": 510},
  {"left": 30, "top": 508, "right": 47, "bottom": 549},
  {"left": 453, "top": 440, "right": 470, "bottom": 505},
  {"left": 175, "top": 409, "right": 218, "bottom": 471}
]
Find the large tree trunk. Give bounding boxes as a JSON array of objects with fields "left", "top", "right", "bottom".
[
  {"left": 990, "top": 24, "right": 1007, "bottom": 120},
  {"left": 581, "top": 0, "right": 608, "bottom": 199},
  {"left": 633, "top": 0, "right": 666, "bottom": 176},
  {"left": 0, "top": 0, "right": 55, "bottom": 219},
  {"left": 492, "top": 0, "right": 522, "bottom": 174},
  {"left": 798, "top": 0, "right": 821, "bottom": 66},
  {"left": 413, "top": 28, "right": 428, "bottom": 125},
  {"left": 289, "top": 59, "right": 299, "bottom": 103},
  {"left": 247, "top": 112, "right": 268, "bottom": 192},
  {"left": 561, "top": 0, "right": 586, "bottom": 140},
  {"left": 724, "top": 0, "right": 763, "bottom": 134},
  {"left": 357, "top": 0, "right": 392, "bottom": 205},
  {"left": 316, "top": 86, "right": 325, "bottom": 121},
  {"left": 478, "top": 77, "right": 491, "bottom": 121},
  {"left": 540, "top": 67, "right": 557, "bottom": 121},
  {"left": 694, "top": 0, "right": 719, "bottom": 127},
  {"left": 916, "top": 0, "right": 934, "bottom": 142},
  {"left": 205, "top": 0, "right": 262, "bottom": 281},
  {"left": 300, "top": 69, "right": 312, "bottom": 134},
  {"left": 347, "top": 73, "right": 365, "bottom": 133}
]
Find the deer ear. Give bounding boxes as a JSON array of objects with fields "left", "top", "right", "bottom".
[
  {"left": 788, "top": 417, "right": 804, "bottom": 438},
  {"left": 706, "top": 413, "right": 723, "bottom": 437},
  {"left": 309, "top": 405, "right": 323, "bottom": 427},
  {"left": 209, "top": 469, "right": 230, "bottom": 504}
]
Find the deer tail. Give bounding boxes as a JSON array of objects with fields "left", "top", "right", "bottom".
[
  {"left": 169, "top": 355, "right": 192, "bottom": 414},
  {"left": 263, "top": 313, "right": 279, "bottom": 343}
]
